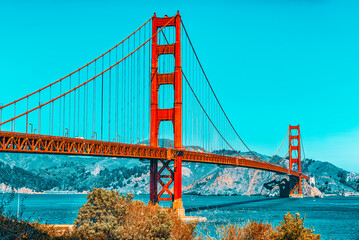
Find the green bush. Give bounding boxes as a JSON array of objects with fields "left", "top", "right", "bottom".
[{"left": 73, "top": 188, "right": 196, "bottom": 240}]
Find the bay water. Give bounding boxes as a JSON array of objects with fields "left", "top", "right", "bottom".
[{"left": 6, "top": 194, "right": 359, "bottom": 240}]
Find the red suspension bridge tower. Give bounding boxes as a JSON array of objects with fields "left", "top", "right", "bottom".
[
  {"left": 150, "top": 12, "right": 184, "bottom": 212},
  {"left": 289, "top": 125, "right": 303, "bottom": 197}
]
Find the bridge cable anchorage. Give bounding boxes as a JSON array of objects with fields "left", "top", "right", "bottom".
[
  {"left": 0, "top": 15, "right": 176, "bottom": 127},
  {"left": 181, "top": 70, "right": 244, "bottom": 158},
  {"left": 0, "top": 16, "right": 154, "bottom": 111}
]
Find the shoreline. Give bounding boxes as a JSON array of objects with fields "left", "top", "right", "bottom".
[{"left": 2, "top": 191, "right": 359, "bottom": 197}]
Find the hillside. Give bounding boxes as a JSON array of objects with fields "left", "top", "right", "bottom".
[{"left": 0, "top": 146, "right": 358, "bottom": 197}]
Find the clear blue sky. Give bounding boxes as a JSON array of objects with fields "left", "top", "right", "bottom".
[{"left": 1, "top": 0, "right": 358, "bottom": 172}]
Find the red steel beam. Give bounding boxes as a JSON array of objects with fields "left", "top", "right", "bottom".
[{"left": 0, "top": 131, "right": 309, "bottom": 180}]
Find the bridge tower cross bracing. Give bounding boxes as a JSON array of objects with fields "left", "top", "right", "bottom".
[
  {"left": 150, "top": 12, "right": 184, "bottom": 211},
  {"left": 289, "top": 125, "right": 303, "bottom": 197}
]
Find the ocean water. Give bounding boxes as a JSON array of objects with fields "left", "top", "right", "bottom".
[{"left": 5, "top": 194, "right": 359, "bottom": 240}]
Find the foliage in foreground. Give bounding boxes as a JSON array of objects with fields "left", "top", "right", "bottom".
[
  {"left": 198, "top": 212, "right": 320, "bottom": 240},
  {"left": 72, "top": 188, "right": 196, "bottom": 240},
  {"left": 0, "top": 189, "right": 321, "bottom": 240},
  {"left": 0, "top": 215, "right": 52, "bottom": 240}
]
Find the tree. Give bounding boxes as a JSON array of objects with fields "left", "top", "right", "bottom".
[
  {"left": 73, "top": 188, "right": 128, "bottom": 239},
  {"left": 73, "top": 188, "right": 196, "bottom": 240}
]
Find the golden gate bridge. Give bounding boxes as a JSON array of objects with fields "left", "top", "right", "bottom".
[{"left": 0, "top": 12, "right": 309, "bottom": 216}]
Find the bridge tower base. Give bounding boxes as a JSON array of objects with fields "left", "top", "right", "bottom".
[
  {"left": 289, "top": 175, "right": 303, "bottom": 198},
  {"left": 289, "top": 125, "right": 303, "bottom": 197}
]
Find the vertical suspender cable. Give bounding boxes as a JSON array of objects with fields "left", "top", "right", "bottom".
[
  {"left": 69, "top": 75, "right": 71, "bottom": 137},
  {"left": 109, "top": 52, "right": 112, "bottom": 141},
  {"left": 73, "top": 75, "right": 76, "bottom": 137},
  {"left": 122, "top": 43, "right": 125, "bottom": 142},
  {"left": 38, "top": 92, "right": 41, "bottom": 134},
  {"left": 26, "top": 97, "right": 29, "bottom": 133},
  {"left": 13, "top": 103, "right": 16, "bottom": 132},
  {"left": 84, "top": 66, "right": 88, "bottom": 139},
  {"left": 101, "top": 57, "right": 104, "bottom": 141},
  {"left": 137, "top": 31, "right": 140, "bottom": 143},
  {"left": 115, "top": 47, "right": 119, "bottom": 141},
  {"left": 93, "top": 61, "right": 96, "bottom": 139},
  {"left": 59, "top": 81, "right": 62, "bottom": 136},
  {"left": 49, "top": 86, "right": 52, "bottom": 135},
  {"left": 142, "top": 27, "right": 145, "bottom": 142},
  {"left": 0, "top": 105, "right": 2, "bottom": 132},
  {"left": 63, "top": 82, "right": 66, "bottom": 136},
  {"left": 78, "top": 71, "right": 80, "bottom": 137}
]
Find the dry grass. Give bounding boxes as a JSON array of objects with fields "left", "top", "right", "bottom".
[{"left": 196, "top": 212, "right": 320, "bottom": 240}]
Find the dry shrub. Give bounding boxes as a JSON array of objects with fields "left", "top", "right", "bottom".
[
  {"left": 199, "top": 212, "right": 320, "bottom": 240},
  {"left": 73, "top": 188, "right": 196, "bottom": 240},
  {"left": 243, "top": 221, "right": 273, "bottom": 240},
  {"left": 0, "top": 215, "right": 51, "bottom": 240},
  {"left": 271, "top": 212, "right": 320, "bottom": 240},
  {"left": 215, "top": 221, "right": 273, "bottom": 240},
  {"left": 35, "top": 224, "right": 77, "bottom": 239}
]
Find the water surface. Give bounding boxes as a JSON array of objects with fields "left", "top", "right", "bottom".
[{"left": 6, "top": 194, "right": 359, "bottom": 240}]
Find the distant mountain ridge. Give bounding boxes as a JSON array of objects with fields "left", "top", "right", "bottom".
[{"left": 0, "top": 140, "right": 358, "bottom": 197}]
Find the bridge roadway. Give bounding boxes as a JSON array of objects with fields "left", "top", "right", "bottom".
[{"left": 0, "top": 131, "right": 309, "bottom": 180}]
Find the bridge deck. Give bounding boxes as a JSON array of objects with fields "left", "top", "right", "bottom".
[{"left": 0, "top": 131, "right": 309, "bottom": 180}]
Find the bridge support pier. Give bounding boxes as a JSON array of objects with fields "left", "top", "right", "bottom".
[
  {"left": 149, "top": 152, "right": 184, "bottom": 206},
  {"left": 150, "top": 159, "right": 158, "bottom": 203},
  {"left": 289, "top": 175, "right": 303, "bottom": 198},
  {"left": 173, "top": 153, "right": 184, "bottom": 216}
]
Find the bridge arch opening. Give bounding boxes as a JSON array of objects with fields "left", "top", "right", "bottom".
[
  {"left": 158, "top": 85, "right": 174, "bottom": 109},
  {"left": 158, "top": 121, "right": 174, "bottom": 148},
  {"left": 157, "top": 26, "right": 176, "bottom": 45},
  {"left": 290, "top": 128, "right": 299, "bottom": 136},
  {"left": 158, "top": 54, "right": 175, "bottom": 74},
  {"left": 291, "top": 138, "right": 298, "bottom": 146}
]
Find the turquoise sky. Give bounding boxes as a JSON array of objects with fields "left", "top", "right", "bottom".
[{"left": 1, "top": 0, "right": 358, "bottom": 172}]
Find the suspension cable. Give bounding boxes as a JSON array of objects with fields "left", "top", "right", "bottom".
[
  {"left": 163, "top": 19, "right": 291, "bottom": 164},
  {"left": 271, "top": 149, "right": 290, "bottom": 164},
  {"left": 181, "top": 20, "right": 294, "bottom": 163},
  {"left": 300, "top": 131, "right": 306, "bottom": 160},
  {"left": 0, "top": 16, "right": 176, "bottom": 126},
  {"left": 0, "top": 16, "right": 154, "bottom": 110},
  {"left": 182, "top": 70, "right": 244, "bottom": 158},
  {"left": 181, "top": 20, "right": 263, "bottom": 161},
  {"left": 265, "top": 128, "right": 289, "bottom": 162}
]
